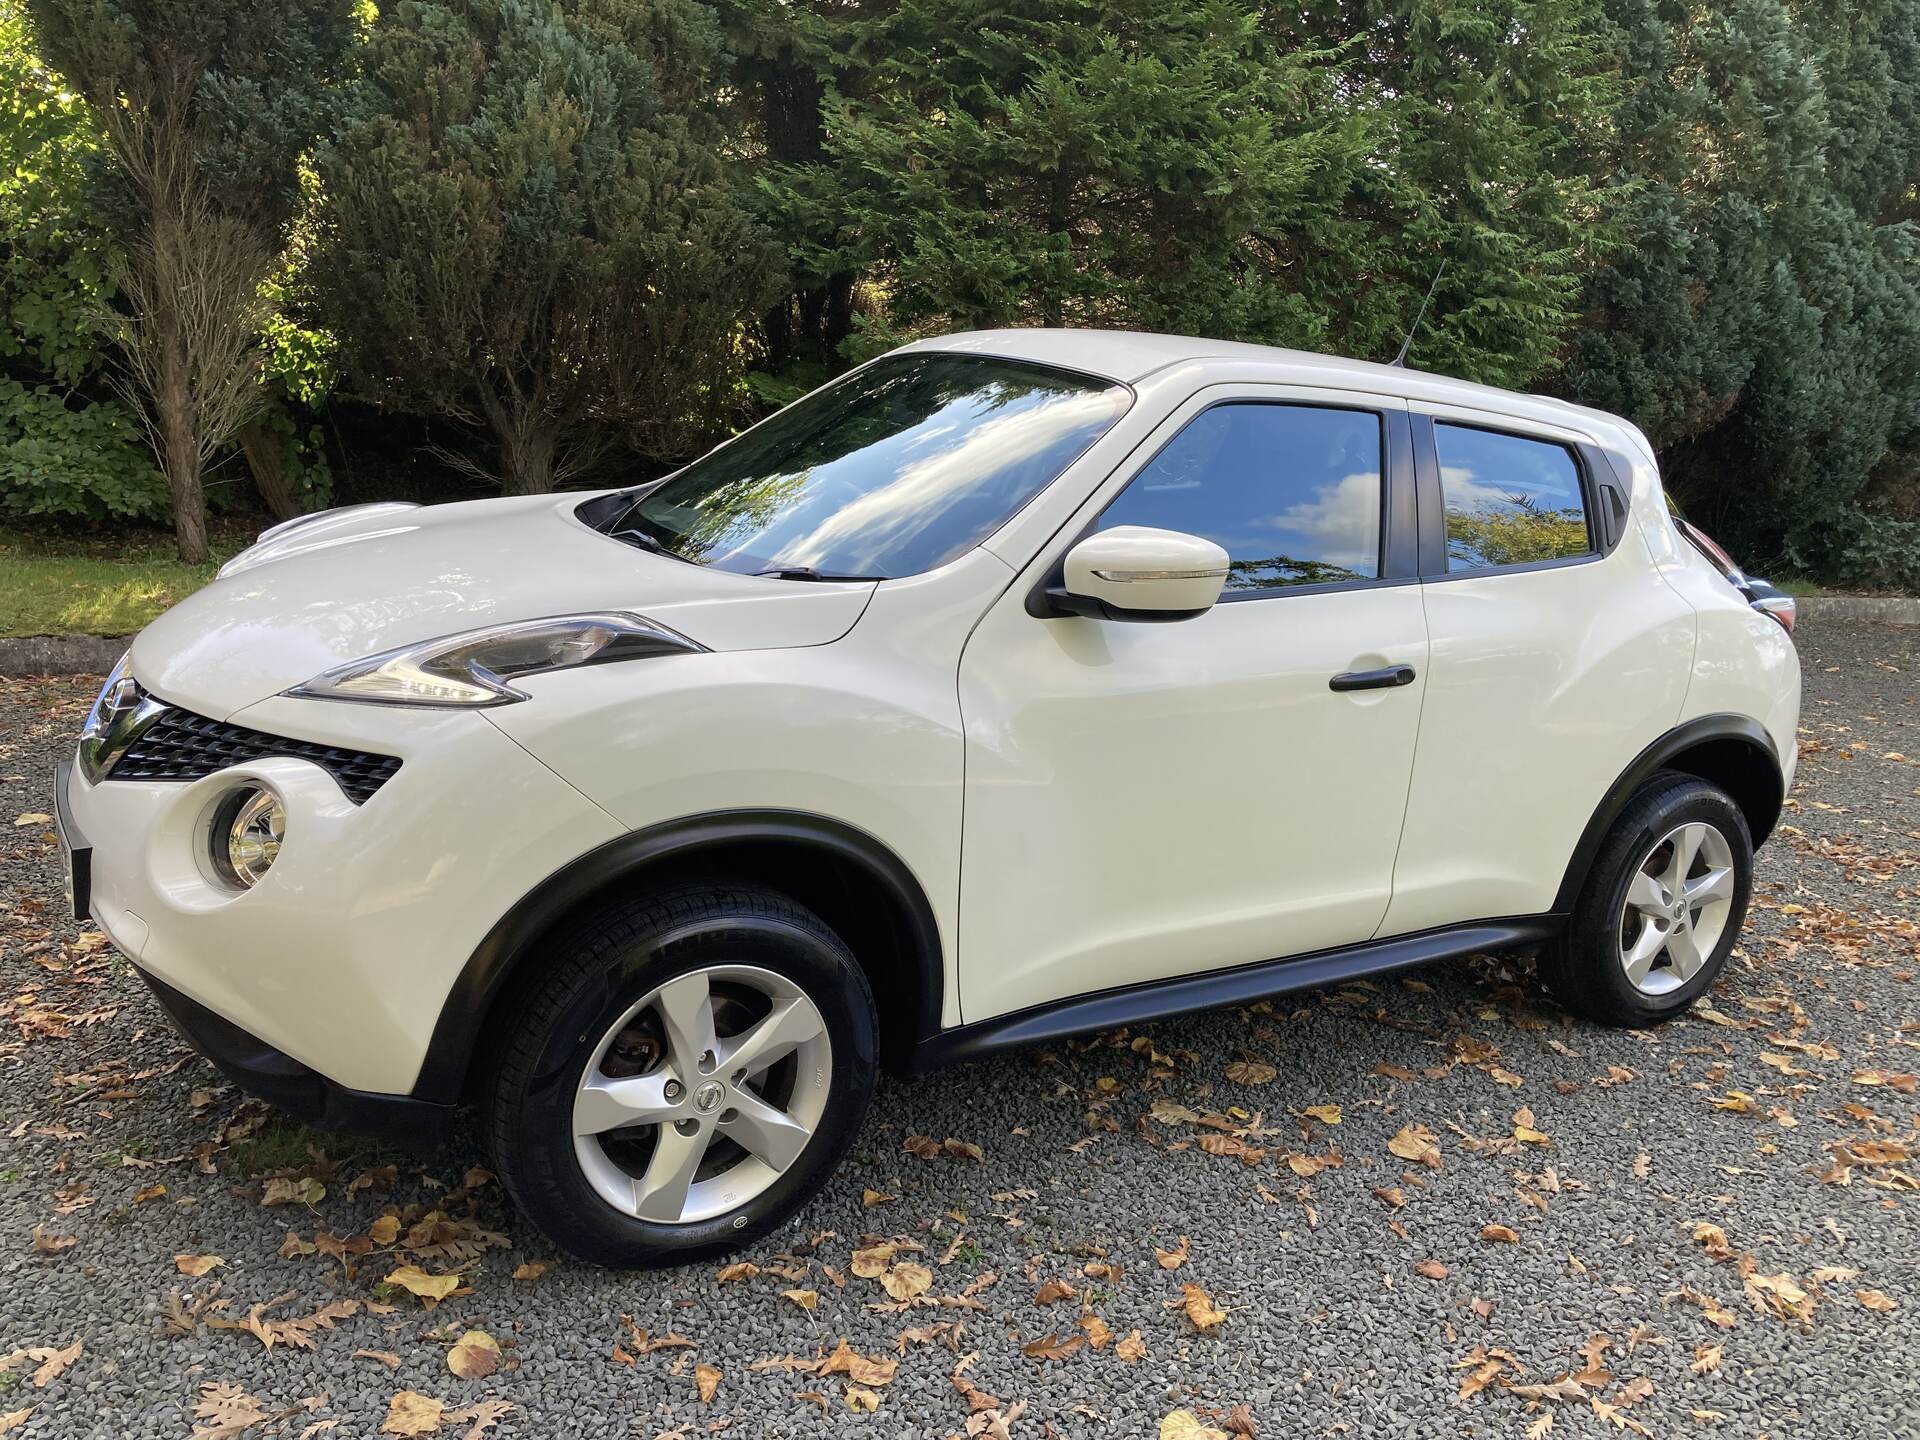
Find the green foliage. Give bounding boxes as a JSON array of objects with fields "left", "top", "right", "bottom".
[
  {"left": 1562, "top": 0, "right": 1920, "bottom": 587},
  {"left": 310, "top": 0, "right": 782, "bottom": 491},
  {"left": 0, "top": 378, "right": 166, "bottom": 520}
]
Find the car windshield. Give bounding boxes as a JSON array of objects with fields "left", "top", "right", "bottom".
[{"left": 604, "top": 353, "right": 1131, "bottom": 579}]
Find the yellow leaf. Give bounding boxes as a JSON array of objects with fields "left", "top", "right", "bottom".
[
  {"left": 13, "top": 813, "right": 51, "bottom": 827},
  {"left": 369, "top": 1215, "right": 401, "bottom": 1245},
  {"left": 850, "top": 1242, "right": 896, "bottom": 1278},
  {"left": 1159, "top": 1409, "right": 1231, "bottom": 1440},
  {"left": 447, "top": 1329, "right": 501, "bottom": 1380},
  {"left": 379, "top": 1391, "right": 444, "bottom": 1437},
  {"left": 861, "top": 1189, "right": 895, "bottom": 1207},
  {"left": 1303, "top": 1104, "right": 1342, "bottom": 1125},
  {"left": 694, "top": 1362, "right": 722, "bottom": 1403},
  {"left": 384, "top": 1265, "right": 462, "bottom": 1304},
  {"left": 1079, "top": 1314, "right": 1113, "bottom": 1350},
  {"left": 132, "top": 1183, "right": 166, "bottom": 1205},
  {"left": 172, "top": 1253, "right": 223, "bottom": 1277},
  {"left": 844, "top": 1385, "right": 881, "bottom": 1413},
  {"left": 1154, "top": 1236, "right": 1190, "bottom": 1270},
  {"left": 1115, "top": 1329, "right": 1147, "bottom": 1363},
  {"left": 781, "top": 1288, "right": 819, "bottom": 1311},
  {"left": 880, "top": 1262, "right": 933, "bottom": 1302},
  {"left": 715, "top": 1261, "right": 758, "bottom": 1284}
]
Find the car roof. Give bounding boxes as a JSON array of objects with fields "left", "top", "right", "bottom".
[{"left": 903, "top": 327, "right": 1629, "bottom": 438}]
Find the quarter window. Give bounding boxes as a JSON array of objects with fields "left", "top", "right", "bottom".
[
  {"left": 1435, "top": 424, "right": 1591, "bottom": 572},
  {"left": 1095, "top": 404, "right": 1383, "bottom": 591}
]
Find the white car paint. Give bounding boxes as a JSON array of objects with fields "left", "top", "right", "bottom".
[{"left": 64, "top": 328, "right": 1798, "bottom": 1105}]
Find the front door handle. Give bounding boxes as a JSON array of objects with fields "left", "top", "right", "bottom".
[{"left": 1329, "top": 664, "right": 1417, "bottom": 693}]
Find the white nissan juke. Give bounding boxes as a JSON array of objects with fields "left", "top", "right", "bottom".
[{"left": 55, "top": 330, "right": 1800, "bottom": 1265}]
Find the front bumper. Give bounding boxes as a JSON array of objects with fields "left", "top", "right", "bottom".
[
  {"left": 59, "top": 690, "right": 623, "bottom": 1102},
  {"left": 138, "top": 967, "right": 454, "bottom": 1146}
]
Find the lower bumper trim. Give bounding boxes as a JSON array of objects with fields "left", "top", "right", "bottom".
[{"left": 139, "top": 969, "right": 454, "bottom": 1149}]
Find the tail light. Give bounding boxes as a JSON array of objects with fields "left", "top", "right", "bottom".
[{"left": 1675, "top": 518, "right": 1795, "bottom": 636}]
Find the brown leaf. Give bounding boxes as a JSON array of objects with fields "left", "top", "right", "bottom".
[
  {"left": 1078, "top": 1314, "right": 1113, "bottom": 1350},
  {"left": 1372, "top": 1186, "right": 1406, "bottom": 1210},
  {"left": 1115, "top": 1329, "right": 1147, "bottom": 1363},
  {"left": 1856, "top": 1289, "right": 1898, "bottom": 1313},
  {"left": 369, "top": 1215, "right": 401, "bottom": 1246},
  {"left": 173, "top": 1253, "right": 224, "bottom": 1277},
  {"left": 355, "top": 1350, "right": 403, "bottom": 1370},
  {"left": 1224, "top": 1059, "right": 1276, "bottom": 1086},
  {"left": 1480, "top": 1224, "right": 1519, "bottom": 1244},
  {"left": 511, "top": 1261, "right": 548, "bottom": 1282},
  {"left": 447, "top": 1330, "right": 501, "bottom": 1381},
  {"left": 1388, "top": 1123, "right": 1442, "bottom": 1167},
  {"left": 1303, "top": 1104, "right": 1342, "bottom": 1125},
  {"left": 1512, "top": 1107, "right": 1550, "bottom": 1145},
  {"left": 0, "top": 1411, "right": 29, "bottom": 1436},
  {"left": 28, "top": 1226, "right": 76, "bottom": 1256},
  {"left": 1179, "top": 1283, "right": 1226, "bottom": 1331},
  {"left": 881, "top": 1262, "right": 933, "bottom": 1302},
  {"left": 821, "top": 1338, "right": 898, "bottom": 1387},
  {"left": 781, "top": 1288, "right": 819, "bottom": 1311},
  {"left": 190, "top": 1381, "right": 269, "bottom": 1440},
  {"left": 1414, "top": 1260, "right": 1450, "bottom": 1280},
  {"left": 694, "top": 1362, "right": 722, "bottom": 1403},
  {"left": 1020, "top": 1333, "right": 1084, "bottom": 1362},
  {"left": 1155, "top": 1235, "right": 1190, "bottom": 1269},
  {"left": 1033, "top": 1277, "right": 1077, "bottom": 1305}
]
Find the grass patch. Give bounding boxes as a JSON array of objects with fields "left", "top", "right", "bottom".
[
  {"left": 224, "top": 1116, "right": 374, "bottom": 1178},
  {"left": 0, "top": 525, "right": 249, "bottom": 638}
]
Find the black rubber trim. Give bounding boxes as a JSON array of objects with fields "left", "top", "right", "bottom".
[
  {"left": 909, "top": 915, "right": 1563, "bottom": 1070},
  {"left": 1550, "top": 713, "right": 1782, "bottom": 914},
  {"left": 413, "top": 809, "right": 944, "bottom": 1105},
  {"left": 139, "top": 968, "right": 453, "bottom": 1147},
  {"left": 53, "top": 759, "right": 91, "bottom": 922}
]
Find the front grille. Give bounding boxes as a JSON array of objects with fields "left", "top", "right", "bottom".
[{"left": 110, "top": 704, "right": 402, "bottom": 805}]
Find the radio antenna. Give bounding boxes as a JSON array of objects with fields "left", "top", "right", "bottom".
[{"left": 1390, "top": 259, "right": 1447, "bottom": 368}]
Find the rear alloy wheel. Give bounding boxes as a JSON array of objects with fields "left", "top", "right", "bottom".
[
  {"left": 1539, "top": 773, "right": 1753, "bottom": 1027},
  {"left": 485, "top": 884, "right": 876, "bottom": 1267}
]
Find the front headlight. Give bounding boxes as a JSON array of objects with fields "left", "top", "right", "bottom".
[{"left": 287, "top": 613, "right": 706, "bottom": 707}]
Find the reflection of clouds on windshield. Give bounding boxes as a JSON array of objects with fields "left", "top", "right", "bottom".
[
  {"left": 744, "top": 391, "right": 1125, "bottom": 572},
  {"left": 1259, "top": 470, "right": 1380, "bottom": 570}
]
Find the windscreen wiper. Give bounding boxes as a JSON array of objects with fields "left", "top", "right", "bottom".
[
  {"left": 609, "top": 527, "right": 695, "bottom": 564},
  {"left": 753, "top": 566, "right": 885, "bottom": 582}
]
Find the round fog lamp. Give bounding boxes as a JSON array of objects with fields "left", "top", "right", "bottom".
[{"left": 211, "top": 786, "right": 285, "bottom": 888}]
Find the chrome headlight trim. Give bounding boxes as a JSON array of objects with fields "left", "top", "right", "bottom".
[
  {"left": 77, "top": 653, "right": 170, "bottom": 784},
  {"left": 286, "top": 612, "right": 709, "bottom": 708}
]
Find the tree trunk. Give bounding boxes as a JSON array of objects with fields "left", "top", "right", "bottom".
[
  {"left": 155, "top": 302, "right": 209, "bottom": 563},
  {"left": 238, "top": 415, "right": 302, "bottom": 521},
  {"left": 482, "top": 387, "right": 558, "bottom": 494}
]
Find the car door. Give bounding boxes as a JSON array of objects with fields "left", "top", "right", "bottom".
[
  {"left": 955, "top": 386, "right": 1430, "bottom": 1022},
  {"left": 1377, "top": 402, "right": 1695, "bottom": 937}
]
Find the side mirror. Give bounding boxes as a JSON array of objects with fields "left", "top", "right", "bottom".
[{"left": 1045, "top": 525, "right": 1229, "bottom": 621}]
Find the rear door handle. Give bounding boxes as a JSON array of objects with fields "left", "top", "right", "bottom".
[{"left": 1329, "top": 664, "right": 1417, "bottom": 693}]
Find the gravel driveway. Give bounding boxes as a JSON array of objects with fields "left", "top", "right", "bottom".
[{"left": 1, "top": 621, "right": 1915, "bottom": 1440}]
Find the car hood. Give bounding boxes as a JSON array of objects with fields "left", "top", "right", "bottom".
[{"left": 131, "top": 494, "right": 875, "bottom": 719}]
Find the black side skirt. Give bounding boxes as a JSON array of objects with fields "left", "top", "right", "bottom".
[{"left": 909, "top": 915, "right": 1562, "bottom": 1070}]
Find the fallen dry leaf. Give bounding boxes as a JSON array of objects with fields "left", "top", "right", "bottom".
[
  {"left": 844, "top": 1384, "right": 881, "bottom": 1413},
  {"left": 1224, "top": 1058, "right": 1276, "bottom": 1086},
  {"left": 1856, "top": 1289, "right": 1898, "bottom": 1313},
  {"left": 1155, "top": 1236, "right": 1190, "bottom": 1270},
  {"left": 1480, "top": 1225, "right": 1519, "bottom": 1244},
  {"left": 1115, "top": 1329, "right": 1147, "bottom": 1363},
  {"left": 1388, "top": 1123, "right": 1442, "bottom": 1167},
  {"left": 1414, "top": 1260, "right": 1450, "bottom": 1280},
  {"left": 781, "top": 1288, "right": 819, "bottom": 1311},
  {"left": 1179, "top": 1283, "right": 1226, "bottom": 1332},
  {"left": 694, "top": 1362, "right": 722, "bottom": 1402},
  {"left": 880, "top": 1261, "right": 933, "bottom": 1302},
  {"left": 511, "top": 1260, "right": 548, "bottom": 1282},
  {"left": 446, "top": 1330, "right": 501, "bottom": 1380},
  {"left": 1160, "top": 1409, "right": 1232, "bottom": 1440},
  {"left": 1303, "top": 1104, "right": 1342, "bottom": 1125},
  {"left": 173, "top": 1254, "right": 224, "bottom": 1277},
  {"left": 384, "top": 1266, "right": 462, "bottom": 1305},
  {"left": 380, "top": 1391, "right": 443, "bottom": 1437}
]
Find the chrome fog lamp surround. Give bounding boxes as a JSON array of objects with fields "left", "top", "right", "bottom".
[
  {"left": 210, "top": 785, "right": 285, "bottom": 889},
  {"left": 288, "top": 612, "right": 708, "bottom": 707},
  {"left": 77, "top": 651, "right": 168, "bottom": 784}
]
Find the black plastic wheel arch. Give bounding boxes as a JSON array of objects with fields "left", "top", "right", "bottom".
[{"left": 412, "top": 809, "right": 944, "bottom": 1105}]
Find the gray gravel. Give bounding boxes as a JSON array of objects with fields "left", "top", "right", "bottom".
[{"left": 1, "top": 620, "right": 1916, "bottom": 1439}]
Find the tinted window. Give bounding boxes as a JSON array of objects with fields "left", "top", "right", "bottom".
[
  {"left": 609, "top": 354, "right": 1130, "bottom": 579},
  {"left": 1436, "top": 424, "right": 1590, "bottom": 572},
  {"left": 1095, "top": 404, "right": 1383, "bottom": 591}
]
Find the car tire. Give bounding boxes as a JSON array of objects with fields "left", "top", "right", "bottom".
[
  {"left": 482, "top": 883, "right": 877, "bottom": 1267},
  {"left": 1538, "top": 773, "right": 1753, "bottom": 1027}
]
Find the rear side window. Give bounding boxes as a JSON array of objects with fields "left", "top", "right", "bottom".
[
  {"left": 1435, "top": 423, "right": 1591, "bottom": 572},
  {"left": 1095, "top": 403, "right": 1384, "bottom": 591}
]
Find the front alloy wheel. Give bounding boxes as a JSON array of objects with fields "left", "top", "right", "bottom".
[
  {"left": 572, "top": 965, "right": 832, "bottom": 1224},
  {"left": 485, "top": 884, "right": 877, "bottom": 1267},
  {"left": 1616, "top": 821, "right": 1738, "bottom": 996}
]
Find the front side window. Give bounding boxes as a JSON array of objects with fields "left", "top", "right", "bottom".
[
  {"left": 1094, "top": 403, "right": 1384, "bottom": 591},
  {"left": 607, "top": 354, "right": 1130, "bottom": 579},
  {"left": 1436, "top": 423, "right": 1591, "bottom": 572}
]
